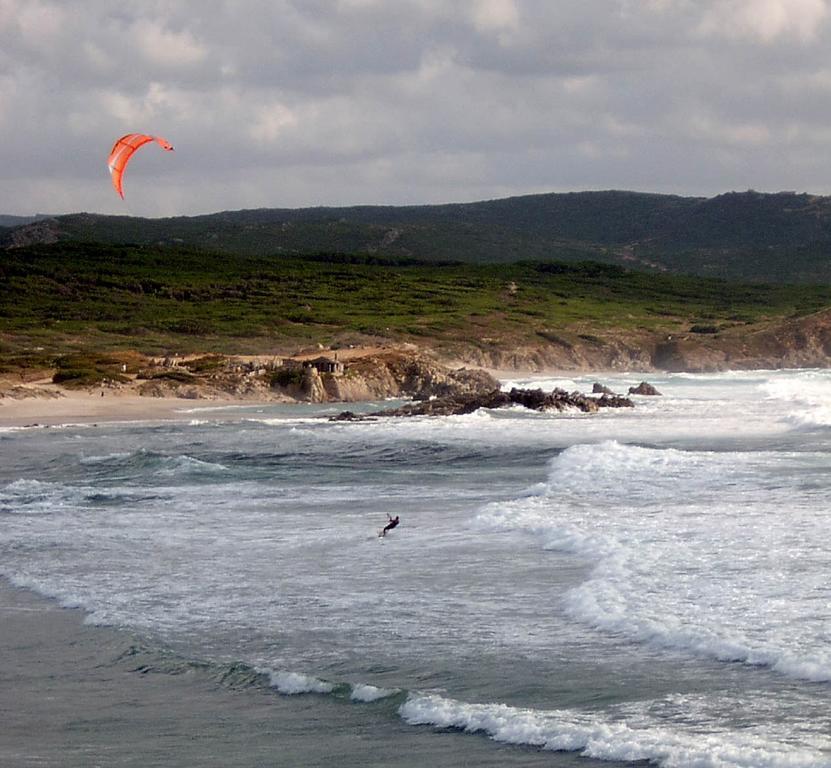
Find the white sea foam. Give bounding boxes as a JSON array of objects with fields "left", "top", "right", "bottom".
[
  {"left": 350, "top": 683, "right": 398, "bottom": 702},
  {"left": 399, "top": 693, "right": 828, "bottom": 768},
  {"left": 3, "top": 478, "right": 57, "bottom": 492},
  {"left": 762, "top": 374, "right": 831, "bottom": 427},
  {"left": 500, "top": 376, "right": 582, "bottom": 392},
  {"left": 5, "top": 573, "right": 87, "bottom": 613},
  {"left": 163, "top": 454, "right": 228, "bottom": 474},
  {"left": 262, "top": 669, "right": 335, "bottom": 695},
  {"left": 476, "top": 439, "right": 831, "bottom": 683},
  {"left": 0, "top": 478, "right": 78, "bottom": 512},
  {"left": 80, "top": 451, "right": 133, "bottom": 464}
]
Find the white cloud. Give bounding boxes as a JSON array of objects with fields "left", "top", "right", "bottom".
[
  {"left": 82, "top": 40, "right": 113, "bottom": 73},
  {"left": 4, "top": 0, "right": 65, "bottom": 49},
  {"left": 132, "top": 18, "right": 207, "bottom": 68},
  {"left": 249, "top": 101, "right": 298, "bottom": 144},
  {"left": 686, "top": 112, "right": 771, "bottom": 146},
  {"left": 471, "top": 0, "right": 520, "bottom": 33},
  {"left": 697, "top": 0, "right": 829, "bottom": 43}
]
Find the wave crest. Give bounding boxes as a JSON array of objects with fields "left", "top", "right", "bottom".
[{"left": 399, "top": 692, "right": 824, "bottom": 768}]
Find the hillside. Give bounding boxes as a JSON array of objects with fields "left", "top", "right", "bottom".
[
  {"left": 3, "top": 242, "right": 831, "bottom": 376},
  {"left": 4, "top": 190, "right": 831, "bottom": 283}
]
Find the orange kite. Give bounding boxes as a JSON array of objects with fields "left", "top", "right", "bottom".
[{"left": 107, "top": 133, "right": 174, "bottom": 199}]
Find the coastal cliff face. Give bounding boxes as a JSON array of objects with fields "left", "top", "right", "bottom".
[
  {"left": 125, "top": 351, "right": 499, "bottom": 402},
  {"left": 445, "top": 308, "right": 831, "bottom": 374},
  {"left": 448, "top": 336, "right": 656, "bottom": 373},
  {"left": 650, "top": 308, "right": 831, "bottom": 372},
  {"left": 282, "top": 352, "right": 499, "bottom": 403}
]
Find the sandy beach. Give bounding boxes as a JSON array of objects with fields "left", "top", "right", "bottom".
[{"left": 0, "top": 385, "right": 273, "bottom": 429}]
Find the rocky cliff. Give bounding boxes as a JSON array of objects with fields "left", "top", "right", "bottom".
[
  {"left": 444, "top": 308, "right": 831, "bottom": 374},
  {"left": 124, "top": 350, "right": 499, "bottom": 403},
  {"left": 650, "top": 308, "right": 831, "bottom": 372},
  {"left": 278, "top": 352, "right": 499, "bottom": 403}
]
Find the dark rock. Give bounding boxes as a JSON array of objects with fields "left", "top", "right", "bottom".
[
  {"left": 329, "top": 410, "right": 361, "bottom": 421},
  {"left": 592, "top": 382, "right": 615, "bottom": 395},
  {"left": 509, "top": 387, "right": 602, "bottom": 413},
  {"left": 597, "top": 394, "right": 636, "bottom": 408},
  {"left": 628, "top": 381, "right": 661, "bottom": 396},
  {"left": 330, "top": 387, "right": 634, "bottom": 421}
]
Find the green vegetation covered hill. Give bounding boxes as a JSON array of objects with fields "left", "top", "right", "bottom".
[
  {"left": 5, "top": 190, "right": 831, "bottom": 283},
  {"left": 3, "top": 242, "right": 830, "bottom": 371}
]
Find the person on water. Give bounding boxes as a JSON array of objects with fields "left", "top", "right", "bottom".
[{"left": 380, "top": 514, "right": 400, "bottom": 537}]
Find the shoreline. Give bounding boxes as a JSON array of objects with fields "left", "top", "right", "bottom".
[
  {"left": 0, "top": 389, "right": 272, "bottom": 429},
  {"left": 0, "top": 364, "right": 790, "bottom": 429},
  {"left": 0, "top": 368, "right": 614, "bottom": 429},
  {"left": 3, "top": 333, "right": 827, "bottom": 428},
  {"left": 5, "top": 362, "right": 822, "bottom": 429}
]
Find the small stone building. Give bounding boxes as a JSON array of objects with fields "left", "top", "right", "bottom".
[{"left": 304, "top": 356, "right": 345, "bottom": 375}]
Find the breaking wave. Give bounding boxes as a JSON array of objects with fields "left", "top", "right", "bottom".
[
  {"left": 399, "top": 692, "right": 826, "bottom": 768},
  {"left": 80, "top": 449, "right": 228, "bottom": 478},
  {"left": 476, "top": 440, "right": 831, "bottom": 683}
]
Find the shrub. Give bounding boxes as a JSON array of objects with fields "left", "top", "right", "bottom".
[
  {"left": 270, "top": 367, "right": 304, "bottom": 388},
  {"left": 159, "top": 319, "right": 213, "bottom": 335},
  {"left": 149, "top": 370, "right": 196, "bottom": 383},
  {"left": 52, "top": 367, "right": 102, "bottom": 386},
  {"left": 536, "top": 330, "right": 574, "bottom": 349},
  {"left": 52, "top": 354, "right": 129, "bottom": 387},
  {"left": 187, "top": 355, "right": 226, "bottom": 373}
]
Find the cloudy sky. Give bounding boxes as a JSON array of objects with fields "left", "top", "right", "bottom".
[{"left": 3, "top": 0, "right": 831, "bottom": 217}]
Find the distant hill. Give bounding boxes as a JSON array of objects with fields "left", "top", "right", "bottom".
[
  {"left": 0, "top": 213, "right": 52, "bottom": 228},
  {"left": 4, "top": 190, "right": 831, "bottom": 283}
]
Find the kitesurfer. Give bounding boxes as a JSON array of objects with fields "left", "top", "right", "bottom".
[{"left": 380, "top": 514, "right": 400, "bottom": 537}]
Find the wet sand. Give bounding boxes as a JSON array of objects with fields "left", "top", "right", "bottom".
[
  {"left": 0, "top": 388, "right": 267, "bottom": 429},
  {"left": 0, "top": 581, "right": 588, "bottom": 768}
]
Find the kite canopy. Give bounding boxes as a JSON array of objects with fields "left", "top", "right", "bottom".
[{"left": 107, "top": 133, "right": 174, "bottom": 199}]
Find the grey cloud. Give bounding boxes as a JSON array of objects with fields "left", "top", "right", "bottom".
[{"left": 3, "top": 0, "right": 831, "bottom": 216}]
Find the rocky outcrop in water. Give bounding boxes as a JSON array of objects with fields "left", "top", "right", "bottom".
[
  {"left": 628, "top": 381, "right": 661, "bottom": 396},
  {"left": 331, "top": 386, "right": 633, "bottom": 420}
]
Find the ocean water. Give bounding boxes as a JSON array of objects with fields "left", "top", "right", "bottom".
[{"left": 2, "top": 369, "right": 831, "bottom": 767}]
